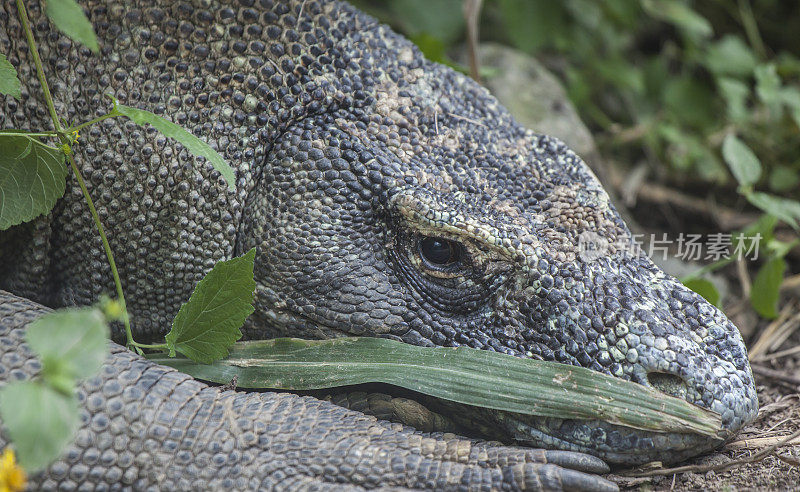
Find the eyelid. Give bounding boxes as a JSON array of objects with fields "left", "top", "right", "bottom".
[{"left": 390, "top": 187, "right": 517, "bottom": 262}]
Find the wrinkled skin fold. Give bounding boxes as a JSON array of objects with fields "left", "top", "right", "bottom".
[{"left": 0, "top": 0, "right": 756, "bottom": 489}]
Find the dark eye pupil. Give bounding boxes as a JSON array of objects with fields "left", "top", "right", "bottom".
[{"left": 419, "top": 237, "right": 460, "bottom": 265}]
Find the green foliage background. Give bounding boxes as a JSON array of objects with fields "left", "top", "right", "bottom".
[{"left": 354, "top": 0, "right": 800, "bottom": 197}]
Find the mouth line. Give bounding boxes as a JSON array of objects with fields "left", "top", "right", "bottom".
[{"left": 499, "top": 412, "right": 726, "bottom": 465}]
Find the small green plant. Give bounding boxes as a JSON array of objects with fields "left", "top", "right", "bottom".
[
  {"left": 0, "top": 0, "right": 255, "bottom": 473},
  {"left": 682, "top": 134, "right": 800, "bottom": 318},
  {"left": 0, "top": 307, "right": 109, "bottom": 472}
]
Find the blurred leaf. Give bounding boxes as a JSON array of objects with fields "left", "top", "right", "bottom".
[
  {"left": 150, "top": 337, "right": 723, "bottom": 437},
  {"left": 641, "top": 0, "right": 712, "bottom": 39},
  {"left": 746, "top": 191, "right": 800, "bottom": 229},
  {"left": 0, "top": 135, "right": 67, "bottom": 230},
  {"left": 740, "top": 214, "right": 778, "bottom": 247},
  {"left": 683, "top": 278, "right": 720, "bottom": 307},
  {"left": 498, "top": 0, "right": 570, "bottom": 53},
  {"left": 780, "top": 87, "right": 800, "bottom": 127},
  {"left": 594, "top": 57, "right": 645, "bottom": 94},
  {"left": 565, "top": 67, "right": 592, "bottom": 108},
  {"left": 775, "top": 52, "right": 800, "bottom": 77},
  {"left": 722, "top": 134, "right": 761, "bottom": 187},
  {"left": 0, "top": 382, "right": 79, "bottom": 471},
  {"left": 659, "top": 124, "right": 694, "bottom": 170},
  {"left": 663, "top": 76, "right": 716, "bottom": 128},
  {"left": 643, "top": 56, "right": 670, "bottom": 99},
  {"left": 388, "top": 0, "right": 464, "bottom": 44},
  {"left": 26, "top": 308, "right": 109, "bottom": 394},
  {"left": 409, "top": 33, "right": 447, "bottom": 64},
  {"left": 601, "top": 0, "right": 642, "bottom": 27},
  {"left": 750, "top": 257, "right": 787, "bottom": 319},
  {"left": 768, "top": 165, "right": 800, "bottom": 193},
  {"left": 660, "top": 124, "right": 725, "bottom": 179},
  {"left": 768, "top": 238, "right": 800, "bottom": 259},
  {"left": 705, "top": 36, "right": 757, "bottom": 76},
  {"left": 755, "top": 64, "right": 783, "bottom": 115},
  {"left": 563, "top": 0, "right": 604, "bottom": 30},
  {"left": 0, "top": 53, "right": 22, "bottom": 100},
  {"left": 165, "top": 248, "right": 255, "bottom": 363},
  {"left": 45, "top": 0, "right": 99, "bottom": 54},
  {"left": 717, "top": 77, "right": 750, "bottom": 122},
  {"left": 114, "top": 104, "right": 236, "bottom": 191}
]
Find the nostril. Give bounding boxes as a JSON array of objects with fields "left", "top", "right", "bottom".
[{"left": 647, "top": 372, "right": 689, "bottom": 400}]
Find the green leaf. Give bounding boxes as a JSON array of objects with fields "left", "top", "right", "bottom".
[
  {"left": 45, "top": 0, "right": 99, "bottom": 54},
  {"left": 0, "top": 135, "right": 67, "bottom": 230},
  {"left": 0, "top": 381, "right": 79, "bottom": 471},
  {"left": 165, "top": 248, "right": 256, "bottom": 363},
  {"left": 388, "top": 0, "right": 464, "bottom": 45},
  {"left": 410, "top": 33, "right": 446, "bottom": 63},
  {"left": 149, "top": 337, "right": 724, "bottom": 438},
  {"left": 781, "top": 87, "right": 800, "bottom": 111},
  {"left": 114, "top": 104, "right": 236, "bottom": 191},
  {"left": 498, "top": 0, "right": 570, "bottom": 53},
  {"left": 717, "top": 77, "right": 750, "bottom": 122},
  {"left": 750, "top": 257, "right": 787, "bottom": 319},
  {"left": 683, "top": 278, "right": 720, "bottom": 307},
  {"left": 754, "top": 64, "right": 782, "bottom": 115},
  {"left": 705, "top": 36, "right": 757, "bottom": 77},
  {"left": 25, "top": 307, "right": 109, "bottom": 392},
  {"left": 735, "top": 214, "right": 777, "bottom": 254},
  {"left": 594, "top": 56, "right": 645, "bottom": 94},
  {"left": 746, "top": 191, "right": 800, "bottom": 229},
  {"left": 663, "top": 76, "right": 715, "bottom": 128},
  {"left": 780, "top": 87, "right": 800, "bottom": 128},
  {"left": 722, "top": 134, "right": 761, "bottom": 187},
  {"left": 769, "top": 166, "right": 800, "bottom": 193},
  {"left": 0, "top": 53, "right": 22, "bottom": 100},
  {"left": 641, "top": 0, "right": 712, "bottom": 39}
]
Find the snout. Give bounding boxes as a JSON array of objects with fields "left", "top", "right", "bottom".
[{"left": 498, "top": 252, "right": 758, "bottom": 464}]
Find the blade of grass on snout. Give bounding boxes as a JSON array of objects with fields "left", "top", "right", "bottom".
[{"left": 147, "top": 337, "right": 723, "bottom": 437}]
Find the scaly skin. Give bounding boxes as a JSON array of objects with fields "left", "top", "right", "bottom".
[{"left": 0, "top": 0, "right": 756, "bottom": 489}]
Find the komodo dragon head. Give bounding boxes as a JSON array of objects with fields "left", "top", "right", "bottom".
[{"left": 232, "top": 4, "right": 758, "bottom": 466}]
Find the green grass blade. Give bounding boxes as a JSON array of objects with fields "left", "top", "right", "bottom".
[{"left": 148, "top": 337, "right": 723, "bottom": 437}]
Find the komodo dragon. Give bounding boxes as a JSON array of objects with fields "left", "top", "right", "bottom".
[{"left": 0, "top": 0, "right": 758, "bottom": 490}]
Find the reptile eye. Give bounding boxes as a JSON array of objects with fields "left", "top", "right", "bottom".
[{"left": 418, "top": 236, "right": 461, "bottom": 267}]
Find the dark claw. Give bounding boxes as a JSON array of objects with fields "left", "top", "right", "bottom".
[
  {"left": 556, "top": 466, "right": 619, "bottom": 492},
  {"left": 522, "top": 464, "right": 619, "bottom": 492},
  {"left": 544, "top": 449, "right": 611, "bottom": 474}
]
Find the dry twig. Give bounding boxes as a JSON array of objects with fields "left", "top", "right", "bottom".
[
  {"left": 749, "top": 302, "right": 800, "bottom": 360},
  {"left": 463, "top": 0, "right": 483, "bottom": 83},
  {"left": 751, "top": 365, "right": 800, "bottom": 387},
  {"left": 751, "top": 344, "right": 800, "bottom": 363}
]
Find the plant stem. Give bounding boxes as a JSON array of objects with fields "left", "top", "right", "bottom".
[
  {"left": 0, "top": 131, "right": 58, "bottom": 138},
  {"left": 65, "top": 153, "right": 134, "bottom": 347},
  {"left": 131, "top": 342, "right": 168, "bottom": 350},
  {"left": 16, "top": 0, "right": 135, "bottom": 348},
  {"left": 738, "top": 0, "right": 767, "bottom": 59},
  {"left": 15, "top": 0, "right": 62, "bottom": 134},
  {"left": 65, "top": 111, "right": 120, "bottom": 135}
]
